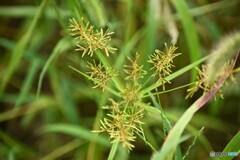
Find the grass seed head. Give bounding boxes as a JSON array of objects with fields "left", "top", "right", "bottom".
[{"left": 69, "top": 18, "right": 117, "bottom": 57}]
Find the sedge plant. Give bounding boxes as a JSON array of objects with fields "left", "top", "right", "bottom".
[
  {"left": 68, "top": 17, "right": 240, "bottom": 159},
  {"left": 69, "top": 17, "right": 182, "bottom": 151}
]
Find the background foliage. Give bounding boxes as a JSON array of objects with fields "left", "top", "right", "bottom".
[{"left": 0, "top": 0, "right": 240, "bottom": 159}]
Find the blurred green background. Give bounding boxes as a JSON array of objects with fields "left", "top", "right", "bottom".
[{"left": 0, "top": 0, "right": 240, "bottom": 159}]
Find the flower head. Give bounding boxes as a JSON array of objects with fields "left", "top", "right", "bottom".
[
  {"left": 86, "top": 60, "right": 118, "bottom": 90},
  {"left": 148, "top": 43, "right": 181, "bottom": 90},
  {"left": 95, "top": 99, "right": 144, "bottom": 150},
  {"left": 69, "top": 18, "right": 117, "bottom": 57},
  {"left": 124, "top": 52, "right": 146, "bottom": 86}
]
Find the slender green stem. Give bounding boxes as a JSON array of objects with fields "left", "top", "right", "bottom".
[
  {"left": 107, "top": 142, "right": 119, "bottom": 160},
  {"left": 95, "top": 50, "right": 124, "bottom": 92},
  {"left": 69, "top": 66, "right": 121, "bottom": 97},
  {"left": 141, "top": 82, "right": 195, "bottom": 98}
]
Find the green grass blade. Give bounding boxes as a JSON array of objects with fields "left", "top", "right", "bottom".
[
  {"left": 49, "top": 69, "right": 80, "bottom": 124},
  {"left": 15, "top": 58, "right": 41, "bottom": 107},
  {"left": 114, "top": 28, "right": 146, "bottom": 70},
  {"left": 0, "top": 6, "right": 38, "bottom": 17},
  {"left": 0, "top": 6, "right": 71, "bottom": 19},
  {"left": 41, "top": 124, "right": 110, "bottom": 147},
  {"left": 41, "top": 139, "right": 83, "bottom": 160},
  {"left": 143, "top": 0, "right": 160, "bottom": 55},
  {"left": 1, "top": 0, "right": 48, "bottom": 93},
  {"left": 187, "top": 0, "right": 239, "bottom": 18},
  {"left": 221, "top": 131, "right": 240, "bottom": 160},
  {"left": 0, "top": 37, "right": 15, "bottom": 50},
  {"left": 89, "top": 0, "right": 106, "bottom": 26},
  {"left": 171, "top": 0, "right": 201, "bottom": 81},
  {"left": 0, "top": 130, "right": 36, "bottom": 156},
  {"left": 37, "top": 37, "right": 71, "bottom": 98},
  {"left": 8, "top": 149, "right": 16, "bottom": 160},
  {"left": 0, "top": 97, "right": 53, "bottom": 123}
]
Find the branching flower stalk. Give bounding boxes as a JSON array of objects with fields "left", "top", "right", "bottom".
[{"left": 69, "top": 17, "right": 182, "bottom": 150}]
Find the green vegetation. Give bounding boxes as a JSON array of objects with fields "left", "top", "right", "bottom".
[{"left": 0, "top": 0, "right": 240, "bottom": 160}]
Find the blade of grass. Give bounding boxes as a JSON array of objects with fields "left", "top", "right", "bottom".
[
  {"left": 49, "top": 68, "right": 81, "bottom": 124},
  {"left": 40, "top": 139, "right": 84, "bottom": 160},
  {"left": 89, "top": 0, "right": 106, "bottom": 27},
  {"left": 41, "top": 124, "right": 110, "bottom": 147},
  {"left": 0, "top": 97, "right": 54, "bottom": 123},
  {"left": 141, "top": 95, "right": 183, "bottom": 159},
  {"left": 0, "top": 130, "right": 36, "bottom": 156},
  {"left": 171, "top": 0, "right": 201, "bottom": 81},
  {"left": 115, "top": 28, "right": 146, "bottom": 70},
  {"left": 37, "top": 37, "right": 71, "bottom": 98},
  {"left": 8, "top": 149, "right": 16, "bottom": 160},
  {"left": 49, "top": 69, "right": 80, "bottom": 124},
  {"left": 143, "top": 0, "right": 160, "bottom": 55},
  {"left": 0, "top": 6, "right": 71, "bottom": 18},
  {"left": 222, "top": 131, "right": 240, "bottom": 160},
  {"left": 1, "top": 0, "right": 48, "bottom": 94},
  {"left": 15, "top": 58, "right": 41, "bottom": 107},
  {"left": 187, "top": 0, "right": 239, "bottom": 18}
]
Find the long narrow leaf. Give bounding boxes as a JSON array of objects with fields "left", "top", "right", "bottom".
[
  {"left": 171, "top": 0, "right": 201, "bottom": 81},
  {"left": 37, "top": 37, "right": 71, "bottom": 98},
  {"left": 222, "top": 132, "right": 240, "bottom": 160},
  {"left": 41, "top": 124, "right": 110, "bottom": 147},
  {"left": 1, "top": 0, "right": 48, "bottom": 93}
]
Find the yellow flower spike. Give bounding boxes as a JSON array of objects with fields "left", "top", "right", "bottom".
[
  {"left": 86, "top": 60, "right": 118, "bottom": 91},
  {"left": 124, "top": 52, "right": 147, "bottom": 86},
  {"left": 148, "top": 43, "right": 181, "bottom": 90},
  {"left": 69, "top": 18, "right": 117, "bottom": 57}
]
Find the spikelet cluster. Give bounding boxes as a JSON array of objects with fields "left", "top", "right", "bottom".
[
  {"left": 187, "top": 32, "right": 240, "bottom": 99},
  {"left": 86, "top": 60, "right": 118, "bottom": 90},
  {"left": 186, "top": 65, "right": 212, "bottom": 99},
  {"left": 95, "top": 99, "right": 144, "bottom": 150},
  {"left": 124, "top": 53, "right": 147, "bottom": 86},
  {"left": 69, "top": 18, "right": 117, "bottom": 57},
  {"left": 148, "top": 43, "right": 181, "bottom": 90}
]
